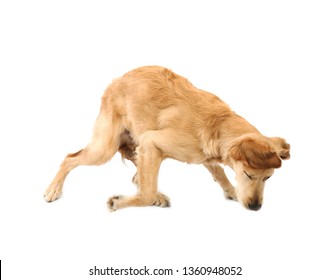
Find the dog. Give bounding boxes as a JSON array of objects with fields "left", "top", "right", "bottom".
[{"left": 44, "top": 66, "right": 290, "bottom": 211}]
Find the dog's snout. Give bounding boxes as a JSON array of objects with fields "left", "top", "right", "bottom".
[{"left": 248, "top": 202, "right": 262, "bottom": 211}]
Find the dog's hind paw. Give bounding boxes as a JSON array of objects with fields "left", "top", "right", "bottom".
[
  {"left": 44, "top": 185, "right": 62, "bottom": 202},
  {"left": 107, "top": 195, "right": 123, "bottom": 212}
]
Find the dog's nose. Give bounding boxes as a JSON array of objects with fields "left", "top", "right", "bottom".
[{"left": 248, "top": 202, "right": 262, "bottom": 211}]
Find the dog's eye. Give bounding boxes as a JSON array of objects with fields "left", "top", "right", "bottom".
[
  {"left": 244, "top": 171, "right": 254, "bottom": 180},
  {"left": 263, "top": 176, "right": 271, "bottom": 182}
]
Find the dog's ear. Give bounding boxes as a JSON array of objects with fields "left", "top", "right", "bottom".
[
  {"left": 230, "top": 137, "right": 282, "bottom": 169},
  {"left": 269, "top": 137, "right": 290, "bottom": 160}
]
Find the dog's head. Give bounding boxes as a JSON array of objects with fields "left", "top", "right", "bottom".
[{"left": 229, "top": 135, "right": 290, "bottom": 211}]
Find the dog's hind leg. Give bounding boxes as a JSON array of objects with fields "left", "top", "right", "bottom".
[
  {"left": 44, "top": 111, "right": 122, "bottom": 202},
  {"left": 204, "top": 163, "right": 237, "bottom": 201}
]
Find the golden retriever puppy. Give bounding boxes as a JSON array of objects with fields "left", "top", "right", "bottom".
[{"left": 44, "top": 66, "right": 290, "bottom": 211}]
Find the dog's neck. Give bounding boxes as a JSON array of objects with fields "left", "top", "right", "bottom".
[{"left": 201, "top": 112, "right": 261, "bottom": 164}]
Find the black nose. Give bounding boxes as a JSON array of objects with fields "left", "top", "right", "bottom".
[{"left": 248, "top": 202, "right": 262, "bottom": 211}]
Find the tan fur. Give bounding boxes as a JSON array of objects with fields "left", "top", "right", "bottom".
[{"left": 44, "top": 66, "right": 290, "bottom": 211}]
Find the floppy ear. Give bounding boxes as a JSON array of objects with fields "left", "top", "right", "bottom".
[
  {"left": 269, "top": 137, "right": 290, "bottom": 160},
  {"left": 230, "top": 138, "right": 282, "bottom": 169}
]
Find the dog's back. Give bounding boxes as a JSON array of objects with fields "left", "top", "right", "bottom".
[{"left": 104, "top": 66, "right": 238, "bottom": 151}]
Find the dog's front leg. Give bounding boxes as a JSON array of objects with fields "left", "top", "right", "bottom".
[
  {"left": 108, "top": 131, "right": 167, "bottom": 211},
  {"left": 204, "top": 163, "right": 237, "bottom": 201}
]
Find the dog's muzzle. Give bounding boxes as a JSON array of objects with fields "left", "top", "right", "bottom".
[{"left": 248, "top": 201, "right": 262, "bottom": 211}]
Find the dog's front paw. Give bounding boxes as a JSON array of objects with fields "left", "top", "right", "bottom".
[
  {"left": 224, "top": 189, "right": 237, "bottom": 201},
  {"left": 107, "top": 195, "right": 124, "bottom": 212},
  {"left": 153, "top": 192, "right": 171, "bottom": 207}
]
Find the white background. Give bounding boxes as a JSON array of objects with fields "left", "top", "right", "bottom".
[{"left": 1, "top": 0, "right": 328, "bottom": 279}]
